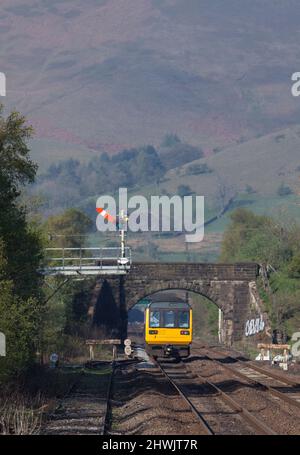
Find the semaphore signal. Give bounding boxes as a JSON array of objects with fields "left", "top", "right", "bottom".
[{"left": 96, "top": 207, "right": 116, "bottom": 224}]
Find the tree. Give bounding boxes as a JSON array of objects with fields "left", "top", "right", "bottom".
[
  {"left": 161, "top": 133, "right": 181, "bottom": 148},
  {"left": 287, "top": 254, "right": 300, "bottom": 278},
  {"left": 187, "top": 163, "right": 212, "bottom": 175},
  {"left": 277, "top": 182, "right": 293, "bottom": 196},
  {"left": 134, "top": 146, "right": 165, "bottom": 185},
  {"left": 0, "top": 105, "right": 43, "bottom": 299},
  {"left": 45, "top": 208, "right": 93, "bottom": 249},
  {"left": 245, "top": 184, "right": 256, "bottom": 194},
  {"left": 220, "top": 208, "right": 300, "bottom": 339},
  {"left": 220, "top": 208, "right": 291, "bottom": 267},
  {"left": 215, "top": 174, "right": 236, "bottom": 212},
  {"left": 270, "top": 292, "right": 300, "bottom": 341},
  {"left": 0, "top": 108, "right": 36, "bottom": 196},
  {"left": 159, "top": 142, "right": 203, "bottom": 170},
  {"left": 177, "top": 184, "right": 192, "bottom": 197},
  {"left": 0, "top": 276, "right": 41, "bottom": 378},
  {"left": 0, "top": 106, "right": 44, "bottom": 378}
]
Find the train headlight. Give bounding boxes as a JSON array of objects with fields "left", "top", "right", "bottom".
[{"left": 180, "top": 330, "right": 190, "bottom": 335}]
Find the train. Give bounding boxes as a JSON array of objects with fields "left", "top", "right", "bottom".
[{"left": 144, "top": 300, "right": 192, "bottom": 358}]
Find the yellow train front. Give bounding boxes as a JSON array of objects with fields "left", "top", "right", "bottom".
[{"left": 145, "top": 301, "right": 192, "bottom": 358}]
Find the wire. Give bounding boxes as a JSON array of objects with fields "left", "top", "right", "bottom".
[{"left": 48, "top": 233, "right": 91, "bottom": 238}]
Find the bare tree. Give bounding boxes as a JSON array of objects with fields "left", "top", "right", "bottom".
[{"left": 215, "top": 174, "right": 236, "bottom": 213}]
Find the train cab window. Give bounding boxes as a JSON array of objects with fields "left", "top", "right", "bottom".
[
  {"left": 178, "top": 311, "right": 189, "bottom": 328},
  {"left": 164, "top": 310, "right": 175, "bottom": 327},
  {"left": 150, "top": 311, "right": 160, "bottom": 328}
]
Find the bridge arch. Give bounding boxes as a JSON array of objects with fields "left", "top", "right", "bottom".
[
  {"left": 125, "top": 281, "right": 233, "bottom": 344},
  {"left": 126, "top": 282, "right": 222, "bottom": 310},
  {"left": 89, "top": 262, "right": 270, "bottom": 346},
  {"left": 129, "top": 286, "right": 222, "bottom": 343}
]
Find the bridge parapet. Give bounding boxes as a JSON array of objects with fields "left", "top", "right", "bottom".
[{"left": 129, "top": 262, "right": 259, "bottom": 281}]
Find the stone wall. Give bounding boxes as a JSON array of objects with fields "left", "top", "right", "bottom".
[{"left": 89, "top": 262, "right": 263, "bottom": 345}]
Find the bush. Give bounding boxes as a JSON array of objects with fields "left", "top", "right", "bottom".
[
  {"left": 287, "top": 255, "right": 300, "bottom": 278},
  {"left": 177, "top": 184, "right": 192, "bottom": 197},
  {"left": 159, "top": 143, "right": 203, "bottom": 170},
  {"left": 186, "top": 163, "right": 212, "bottom": 175},
  {"left": 0, "top": 280, "right": 41, "bottom": 380},
  {"left": 0, "top": 389, "right": 43, "bottom": 434},
  {"left": 277, "top": 183, "right": 293, "bottom": 196},
  {"left": 245, "top": 184, "right": 256, "bottom": 194},
  {"left": 161, "top": 133, "right": 181, "bottom": 148}
]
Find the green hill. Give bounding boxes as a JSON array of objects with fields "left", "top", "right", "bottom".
[{"left": 162, "top": 125, "right": 300, "bottom": 217}]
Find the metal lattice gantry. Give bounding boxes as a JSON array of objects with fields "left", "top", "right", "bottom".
[{"left": 38, "top": 246, "right": 132, "bottom": 276}]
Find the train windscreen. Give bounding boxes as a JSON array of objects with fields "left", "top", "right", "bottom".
[{"left": 149, "top": 309, "right": 190, "bottom": 328}]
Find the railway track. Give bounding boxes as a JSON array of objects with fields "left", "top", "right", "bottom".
[
  {"left": 194, "top": 345, "right": 300, "bottom": 411},
  {"left": 42, "top": 361, "right": 116, "bottom": 435},
  {"left": 152, "top": 357, "right": 214, "bottom": 435},
  {"left": 208, "top": 345, "right": 300, "bottom": 386},
  {"left": 153, "top": 357, "right": 276, "bottom": 435},
  {"left": 100, "top": 360, "right": 115, "bottom": 435},
  {"left": 42, "top": 345, "right": 300, "bottom": 435}
]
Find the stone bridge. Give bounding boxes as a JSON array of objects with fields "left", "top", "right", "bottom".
[{"left": 88, "top": 262, "right": 269, "bottom": 345}]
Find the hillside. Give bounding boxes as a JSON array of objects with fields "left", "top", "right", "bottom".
[
  {"left": 165, "top": 124, "right": 300, "bottom": 200},
  {"left": 1, "top": 0, "right": 300, "bottom": 166},
  {"left": 124, "top": 125, "right": 300, "bottom": 261},
  {"left": 2, "top": 0, "right": 300, "bottom": 261},
  {"left": 30, "top": 124, "right": 300, "bottom": 262}
]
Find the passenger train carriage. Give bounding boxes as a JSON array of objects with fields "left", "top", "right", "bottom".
[{"left": 145, "top": 301, "right": 192, "bottom": 358}]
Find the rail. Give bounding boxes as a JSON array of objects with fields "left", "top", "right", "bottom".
[
  {"left": 38, "top": 247, "right": 132, "bottom": 276},
  {"left": 152, "top": 357, "right": 214, "bottom": 435},
  {"left": 154, "top": 357, "right": 277, "bottom": 435},
  {"left": 200, "top": 346, "right": 300, "bottom": 410},
  {"left": 101, "top": 360, "right": 115, "bottom": 435}
]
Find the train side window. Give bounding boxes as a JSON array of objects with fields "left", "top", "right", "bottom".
[
  {"left": 178, "top": 311, "right": 189, "bottom": 328},
  {"left": 164, "top": 310, "right": 175, "bottom": 327},
  {"left": 150, "top": 311, "right": 160, "bottom": 328}
]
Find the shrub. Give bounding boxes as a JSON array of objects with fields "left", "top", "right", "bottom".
[
  {"left": 287, "top": 255, "right": 300, "bottom": 278},
  {"left": 161, "top": 133, "right": 181, "bottom": 147},
  {"left": 0, "top": 389, "right": 43, "bottom": 435},
  {"left": 277, "top": 183, "right": 293, "bottom": 196},
  {"left": 187, "top": 163, "right": 212, "bottom": 175},
  {"left": 177, "top": 184, "right": 192, "bottom": 197},
  {"left": 245, "top": 184, "right": 256, "bottom": 194}
]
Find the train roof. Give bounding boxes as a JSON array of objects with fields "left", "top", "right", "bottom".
[{"left": 147, "top": 301, "right": 190, "bottom": 310}]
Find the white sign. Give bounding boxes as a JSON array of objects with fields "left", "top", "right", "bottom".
[
  {"left": 50, "top": 353, "right": 58, "bottom": 363},
  {"left": 245, "top": 315, "right": 265, "bottom": 337},
  {"left": 255, "top": 350, "right": 270, "bottom": 361},
  {"left": 0, "top": 73, "right": 6, "bottom": 97},
  {"left": 0, "top": 332, "right": 6, "bottom": 356},
  {"left": 124, "top": 345, "right": 132, "bottom": 356}
]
